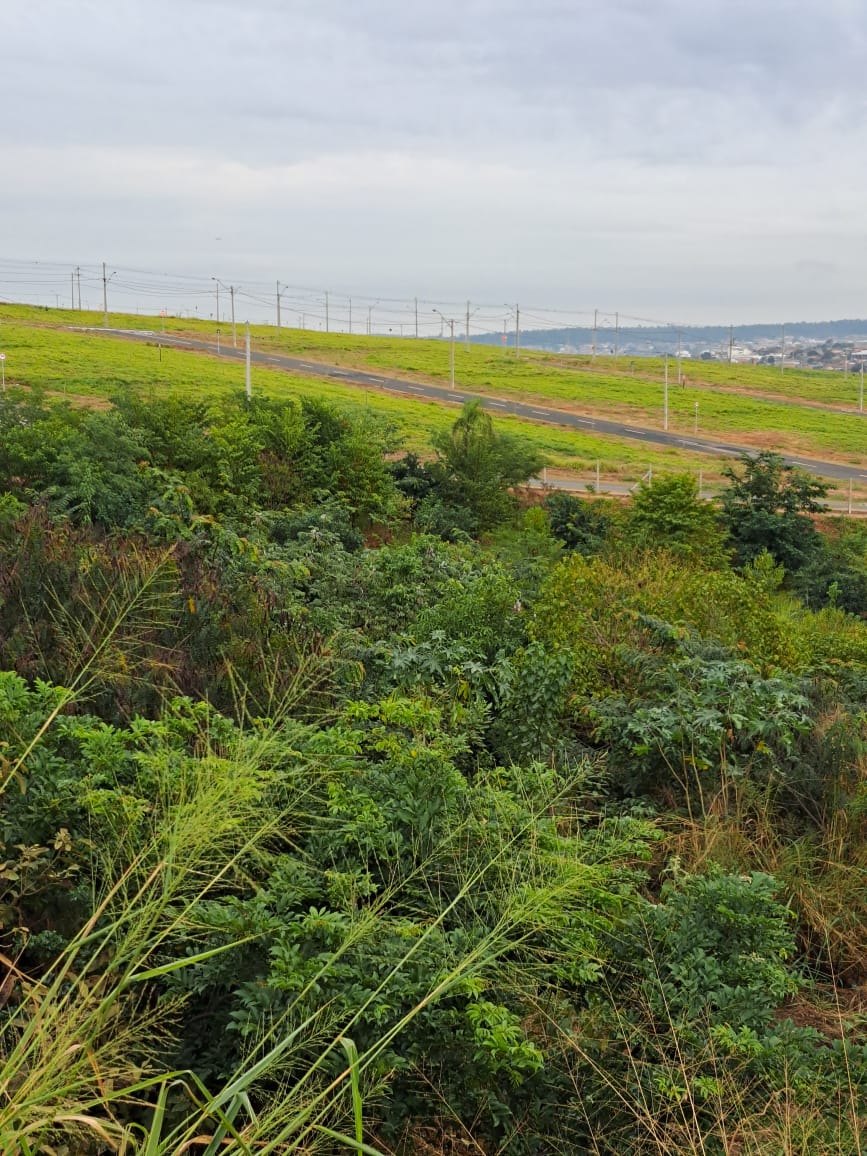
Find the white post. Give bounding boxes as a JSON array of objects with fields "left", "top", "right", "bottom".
[
  {"left": 449, "top": 319, "right": 455, "bottom": 388},
  {"left": 276, "top": 281, "right": 281, "bottom": 330},
  {"left": 245, "top": 323, "right": 251, "bottom": 401},
  {"left": 230, "top": 286, "right": 236, "bottom": 348},
  {"left": 860, "top": 363, "right": 864, "bottom": 413},
  {"left": 694, "top": 401, "right": 699, "bottom": 433},
  {"left": 595, "top": 460, "right": 600, "bottom": 493},
  {"left": 663, "top": 354, "right": 669, "bottom": 431},
  {"left": 698, "top": 469, "right": 703, "bottom": 498},
  {"left": 849, "top": 478, "right": 853, "bottom": 515}
]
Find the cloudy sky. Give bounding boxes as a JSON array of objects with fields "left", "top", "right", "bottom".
[{"left": 5, "top": 0, "right": 867, "bottom": 324}]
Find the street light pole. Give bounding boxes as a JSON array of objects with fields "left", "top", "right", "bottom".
[
  {"left": 433, "top": 309, "right": 456, "bottom": 388},
  {"left": 276, "top": 281, "right": 281, "bottom": 330},
  {"left": 663, "top": 354, "right": 669, "bottom": 431},
  {"left": 102, "top": 262, "right": 116, "bottom": 328}
]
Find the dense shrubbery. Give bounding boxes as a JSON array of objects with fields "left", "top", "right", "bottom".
[{"left": 2, "top": 390, "right": 867, "bottom": 1152}]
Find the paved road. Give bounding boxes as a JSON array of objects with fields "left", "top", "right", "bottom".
[{"left": 77, "top": 327, "right": 867, "bottom": 486}]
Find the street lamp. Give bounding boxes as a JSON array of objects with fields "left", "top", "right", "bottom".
[
  {"left": 276, "top": 281, "right": 295, "bottom": 331},
  {"left": 102, "top": 263, "right": 117, "bottom": 328},
  {"left": 433, "top": 308, "right": 456, "bottom": 389},
  {"left": 367, "top": 301, "right": 380, "bottom": 336},
  {"left": 212, "top": 277, "right": 237, "bottom": 347}
]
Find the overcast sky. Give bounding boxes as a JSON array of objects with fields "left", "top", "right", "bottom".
[{"left": 6, "top": 0, "right": 867, "bottom": 324}]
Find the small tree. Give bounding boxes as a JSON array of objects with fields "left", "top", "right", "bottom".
[
  {"left": 624, "top": 474, "right": 727, "bottom": 565},
  {"left": 720, "top": 451, "right": 829, "bottom": 571},
  {"left": 430, "top": 400, "right": 544, "bottom": 530}
]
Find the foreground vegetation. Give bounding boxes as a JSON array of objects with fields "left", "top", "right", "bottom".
[{"left": 2, "top": 377, "right": 867, "bottom": 1153}]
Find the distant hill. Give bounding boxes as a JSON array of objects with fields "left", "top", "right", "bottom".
[{"left": 472, "top": 319, "right": 867, "bottom": 353}]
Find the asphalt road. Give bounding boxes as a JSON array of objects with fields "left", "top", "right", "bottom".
[{"left": 79, "top": 327, "right": 867, "bottom": 487}]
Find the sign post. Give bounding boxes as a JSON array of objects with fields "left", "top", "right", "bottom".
[{"left": 0, "top": 352, "right": 6, "bottom": 392}]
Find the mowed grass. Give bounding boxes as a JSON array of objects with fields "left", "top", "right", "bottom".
[
  {"left": 26, "top": 301, "right": 858, "bottom": 463},
  {"left": 0, "top": 311, "right": 726, "bottom": 483}
]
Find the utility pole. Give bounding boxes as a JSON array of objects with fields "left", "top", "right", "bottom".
[
  {"left": 447, "top": 318, "right": 455, "bottom": 387},
  {"left": 276, "top": 281, "right": 281, "bottom": 330},
  {"left": 214, "top": 279, "right": 220, "bottom": 325},
  {"left": 325, "top": 291, "right": 329, "bottom": 333},
  {"left": 102, "top": 261, "right": 109, "bottom": 327},
  {"left": 860, "top": 362, "right": 864, "bottom": 413},
  {"left": 728, "top": 324, "right": 734, "bottom": 364},
  {"left": 230, "top": 286, "right": 236, "bottom": 348},
  {"left": 465, "top": 300, "right": 470, "bottom": 348},
  {"left": 677, "top": 329, "right": 683, "bottom": 385},
  {"left": 592, "top": 309, "right": 597, "bottom": 359},
  {"left": 414, "top": 297, "right": 418, "bottom": 338},
  {"left": 245, "top": 322, "right": 251, "bottom": 401},
  {"left": 348, "top": 298, "right": 352, "bottom": 334},
  {"left": 614, "top": 311, "right": 619, "bottom": 359},
  {"left": 515, "top": 303, "right": 520, "bottom": 357},
  {"left": 780, "top": 324, "right": 785, "bottom": 374},
  {"left": 663, "top": 354, "right": 669, "bottom": 431},
  {"left": 70, "top": 271, "right": 75, "bottom": 310}
]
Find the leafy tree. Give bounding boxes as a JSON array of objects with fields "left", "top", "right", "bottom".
[
  {"left": 543, "top": 490, "right": 613, "bottom": 555},
  {"left": 720, "top": 451, "right": 829, "bottom": 571},
  {"left": 430, "top": 400, "right": 544, "bottom": 530},
  {"left": 625, "top": 473, "right": 728, "bottom": 564}
]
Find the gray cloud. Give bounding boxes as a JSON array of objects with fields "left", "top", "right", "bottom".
[{"left": 5, "top": 0, "right": 867, "bottom": 320}]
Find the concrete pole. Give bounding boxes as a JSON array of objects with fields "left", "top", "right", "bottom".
[{"left": 245, "top": 323, "right": 251, "bottom": 401}]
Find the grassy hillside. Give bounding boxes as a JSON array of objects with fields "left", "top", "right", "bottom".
[{"left": 3, "top": 302, "right": 867, "bottom": 497}]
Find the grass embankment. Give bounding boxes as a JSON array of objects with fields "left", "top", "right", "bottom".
[
  {"left": 0, "top": 308, "right": 726, "bottom": 486},
  {"left": 4, "top": 303, "right": 867, "bottom": 498}
]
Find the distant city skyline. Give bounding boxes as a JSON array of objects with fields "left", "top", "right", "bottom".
[{"left": 6, "top": 0, "right": 867, "bottom": 325}]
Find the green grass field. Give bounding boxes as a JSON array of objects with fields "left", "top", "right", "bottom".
[
  {"left": 3, "top": 303, "right": 866, "bottom": 496},
  {"left": 0, "top": 308, "right": 724, "bottom": 485}
]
